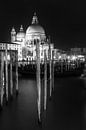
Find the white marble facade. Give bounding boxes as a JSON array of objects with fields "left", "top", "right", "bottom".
[{"left": 11, "top": 12, "right": 54, "bottom": 61}]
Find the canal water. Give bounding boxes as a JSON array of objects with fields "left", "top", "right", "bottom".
[{"left": 0, "top": 76, "right": 86, "bottom": 130}]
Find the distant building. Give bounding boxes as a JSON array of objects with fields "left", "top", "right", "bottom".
[{"left": 70, "top": 48, "right": 82, "bottom": 55}]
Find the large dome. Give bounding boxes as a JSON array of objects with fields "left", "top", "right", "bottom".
[
  {"left": 26, "top": 24, "right": 45, "bottom": 35},
  {"left": 25, "top": 13, "right": 46, "bottom": 41}
]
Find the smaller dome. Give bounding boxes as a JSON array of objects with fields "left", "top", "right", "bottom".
[
  {"left": 11, "top": 27, "right": 16, "bottom": 35},
  {"left": 16, "top": 25, "right": 25, "bottom": 41},
  {"left": 16, "top": 32, "right": 25, "bottom": 38},
  {"left": 16, "top": 32, "right": 25, "bottom": 42}
]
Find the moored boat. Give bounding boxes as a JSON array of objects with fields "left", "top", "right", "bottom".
[{"left": 18, "top": 61, "right": 85, "bottom": 77}]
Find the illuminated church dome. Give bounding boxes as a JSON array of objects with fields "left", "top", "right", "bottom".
[
  {"left": 26, "top": 13, "right": 46, "bottom": 41},
  {"left": 16, "top": 25, "right": 25, "bottom": 41},
  {"left": 26, "top": 25, "right": 45, "bottom": 34}
]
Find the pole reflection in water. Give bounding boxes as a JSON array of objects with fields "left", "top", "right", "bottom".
[{"left": 0, "top": 76, "right": 86, "bottom": 129}]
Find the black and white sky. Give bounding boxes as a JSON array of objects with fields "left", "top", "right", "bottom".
[{"left": 0, "top": 0, "right": 86, "bottom": 50}]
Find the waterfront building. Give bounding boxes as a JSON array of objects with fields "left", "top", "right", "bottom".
[
  {"left": 70, "top": 48, "right": 82, "bottom": 55},
  {"left": 10, "top": 12, "right": 54, "bottom": 62},
  {"left": 0, "top": 13, "right": 85, "bottom": 65}
]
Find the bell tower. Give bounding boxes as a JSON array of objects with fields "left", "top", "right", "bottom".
[{"left": 11, "top": 27, "right": 16, "bottom": 42}]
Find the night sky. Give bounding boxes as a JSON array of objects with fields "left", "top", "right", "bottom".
[{"left": 0, "top": 0, "right": 86, "bottom": 50}]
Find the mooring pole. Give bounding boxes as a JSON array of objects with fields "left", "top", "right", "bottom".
[
  {"left": 65, "top": 60, "right": 67, "bottom": 71},
  {"left": 10, "top": 50, "right": 13, "bottom": 98},
  {"left": 52, "top": 50, "right": 54, "bottom": 91},
  {"left": 36, "top": 39, "right": 41, "bottom": 123},
  {"left": 68, "top": 60, "right": 70, "bottom": 71},
  {"left": 44, "top": 49, "right": 47, "bottom": 110},
  {"left": 15, "top": 50, "right": 18, "bottom": 95},
  {"left": 49, "top": 43, "right": 52, "bottom": 97},
  {"left": 5, "top": 44, "right": 8, "bottom": 103},
  {"left": 0, "top": 51, "right": 4, "bottom": 108},
  {"left": 61, "top": 60, "right": 63, "bottom": 73}
]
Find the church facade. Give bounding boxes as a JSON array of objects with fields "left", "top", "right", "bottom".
[{"left": 10, "top": 13, "right": 54, "bottom": 62}]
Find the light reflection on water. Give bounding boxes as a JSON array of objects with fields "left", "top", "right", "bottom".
[{"left": 0, "top": 76, "right": 86, "bottom": 130}]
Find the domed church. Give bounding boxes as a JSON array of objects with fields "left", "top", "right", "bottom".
[{"left": 11, "top": 12, "right": 54, "bottom": 62}]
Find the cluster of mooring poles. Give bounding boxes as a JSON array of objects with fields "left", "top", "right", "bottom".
[
  {"left": 0, "top": 43, "right": 18, "bottom": 109},
  {"left": 36, "top": 39, "right": 54, "bottom": 124}
]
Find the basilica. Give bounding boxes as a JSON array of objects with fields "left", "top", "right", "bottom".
[{"left": 10, "top": 12, "right": 54, "bottom": 62}]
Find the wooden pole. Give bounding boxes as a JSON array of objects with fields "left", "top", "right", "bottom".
[
  {"left": 61, "top": 60, "right": 63, "bottom": 73},
  {"left": 10, "top": 50, "right": 13, "bottom": 98},
  {"left": 15, "top": 50, "right": 18, "bottom": 95},
  {"left": 52, "top": 50, "right": 54, "bottom": 91},
  {"left": 5, "top": 44, "right": 8, "bottom": 103},
  {"left": 0, "top": 51, "right": 4, "bottom": 108},
  {"left": 68, "top": 60, "right": 70, "bottom": 71},
  {"left": 44, "top": 49, "right": 47, "bottom": 110},
  {"left": 65, "top": 60, "right": 67, "bottom": 71},
  {"left": 49, "top": 43, "right": 52, "bottom": 97},
  {"left": 36, "top": 39, "right": 41, "bottom": 123}
]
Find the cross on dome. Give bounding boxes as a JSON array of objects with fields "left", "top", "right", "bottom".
[{"left": 32, "top": 12, "right": 39, "bottom": 24}]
